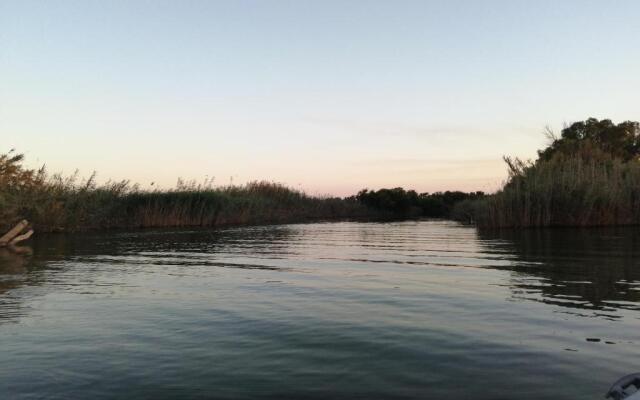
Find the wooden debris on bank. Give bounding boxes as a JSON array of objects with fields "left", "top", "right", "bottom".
[{"left": 0, "top": 220, "right": 34, "bottom": 249}]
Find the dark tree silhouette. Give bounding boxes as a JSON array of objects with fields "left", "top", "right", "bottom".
[
  {"left": 353, "top": 188, "right": 484, "bottom": 218},
  {"left": 538, "top": 118, "right": 640, "bottom": 162}
]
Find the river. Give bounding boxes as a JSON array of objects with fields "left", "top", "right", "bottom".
[{"left": 1, "top": 220, "right": 639, "bottom": 399}]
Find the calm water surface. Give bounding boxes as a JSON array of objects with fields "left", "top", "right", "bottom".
[{"left": 1, "top": 220, "right": 640, "bottom": 399}]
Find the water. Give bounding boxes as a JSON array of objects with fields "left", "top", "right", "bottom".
[{"left": 1, "top": 220, "right": 639, "bottom": 399}]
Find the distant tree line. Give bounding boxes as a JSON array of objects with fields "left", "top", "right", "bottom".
[{"left": 350, "top": 188, "right": 485, "bottom": 218}]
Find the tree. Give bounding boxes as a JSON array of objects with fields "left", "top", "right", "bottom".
[{"left": 538, "top": 118, "right": 640, "bottom": 162}]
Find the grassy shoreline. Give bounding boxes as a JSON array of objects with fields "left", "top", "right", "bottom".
[
  {"left": 453, "top": 119, "right": 640, "bottom": 228},
  {"left": 8, "top": 117, "right": 639, "bottom": 233},
  {"left": 1, "top": 151, "right": 389, "bottom": 233},
  {"left": 1, "top": 150, "right": 484, "bottom": 234}
]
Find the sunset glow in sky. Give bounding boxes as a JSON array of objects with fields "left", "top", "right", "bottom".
[{"left": 2, "top": 1, "right": 639, "bottom": 195}]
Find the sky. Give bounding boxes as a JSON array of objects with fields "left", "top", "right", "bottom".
[{"left": 1, "top": 0, "right": 639, "bottom": 196}]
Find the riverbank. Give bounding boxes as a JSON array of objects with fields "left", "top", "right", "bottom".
[
  {"left": 0, "top": 150, "right": 480, "bottom": 233},
  {"left": 453, "top": 153, "right": 640, "bottom": 228},
  {"left": 1, "top": 176, "right": 381, "bottom": 233},
  {"left": 1, "top": 151, "right": 379, "bottom": 232},
  {"left": 452, "top": 119, "right": 640, "bottom": 228},
  {"left": 8, "top": 117, "right": 640, "bottom": 232}
]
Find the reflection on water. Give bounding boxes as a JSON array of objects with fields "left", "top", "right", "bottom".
[
  {"left": 479, "top": 228, "right": 640, "bottom": 317},
  {"left": 0, "top": 246, "right": 35, "bottom": 322},
  {"left": 0, "top": 221, "right": 639, "bottom": 399}
]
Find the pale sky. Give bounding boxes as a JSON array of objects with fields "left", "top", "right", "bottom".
[{"left": 2, "top": 0, "right": 639, "bottom": 196}]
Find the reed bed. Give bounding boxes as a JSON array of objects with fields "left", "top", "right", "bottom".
[
  {"left": 455, "top": 151, "right": 640, "bottom": 228},
  {"left": 0, "top": 151, "right": 373, "bottom": 232}
]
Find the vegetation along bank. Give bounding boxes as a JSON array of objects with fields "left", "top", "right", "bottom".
[
  {"left": 454, "top": 118, "right": 640, "bottom": 228},
  {"left": 3, "top": 118, "right": 637, "bottom": 232},
  {"left": 0, "top": 150, "right": 481, "bottom": 233}
]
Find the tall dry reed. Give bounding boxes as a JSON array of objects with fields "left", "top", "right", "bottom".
[
  {"left": 458, "top": 150, "right": 640, "bottom": 228},
  {"left": 0, "top": 151, "right": 373, "bottom": 232}
]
